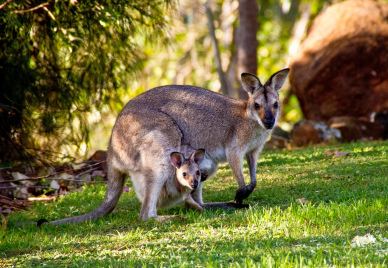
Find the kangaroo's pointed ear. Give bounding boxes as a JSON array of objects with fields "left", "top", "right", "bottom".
[
  {"left": 265, "top": 68, "right": 289, "bottom": 91},
  {"left": 241, "top": 73, "right": 262, "bottom": 94},
  {"left": 170, "top": 152, "right": 184, "bottom": 169},
  {"left": 190, "top": 149, "right": 205, "bottom": 165}
]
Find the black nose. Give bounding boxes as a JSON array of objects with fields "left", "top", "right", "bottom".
[
  {"left": 263, "top": 119, "right": 275, "bottom": 129},
  {"left": 192, "top": 180, "right": 199, "bottom": 189}
]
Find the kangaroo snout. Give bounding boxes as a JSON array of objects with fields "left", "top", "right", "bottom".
[
  {"left": 192, "top": 179, "right": 199, "bottom": 189},
  {"left": 263, "top": 117, "right": 275, "bottom": 129}
]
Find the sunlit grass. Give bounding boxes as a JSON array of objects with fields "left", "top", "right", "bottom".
[{"left": 1, "top": 141, "right": 387, "bottom": 267}]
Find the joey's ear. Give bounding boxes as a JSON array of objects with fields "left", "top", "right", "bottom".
[
  {"left": 265, "top": 68, "right": 289, "bottom": 91},
  {"left": 241, "top": 73, "right": 262, "bottom": 94},
  {"left": 190, "top": 149, "right": 205, "bottom": 164},
  {"left": 170, "top": 152, "right": 184, "bottom": 169}
]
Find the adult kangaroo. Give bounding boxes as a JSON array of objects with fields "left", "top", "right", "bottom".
[{"left": 49, "top": 68, "right": 289, "bottom": 223}]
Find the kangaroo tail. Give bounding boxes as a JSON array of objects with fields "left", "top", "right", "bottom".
[{"left": 48, "top": 170, "right": 125, "bottom": 225}]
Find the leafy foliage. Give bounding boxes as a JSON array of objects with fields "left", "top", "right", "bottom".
[
  {"left": 0, "top": 0, "right": 173, "bottom": 163},
  {"left": 0, "top": 0, "right": 334, "bottom": 162},
  {"left": 126, "top": 0, "right": 331, "bottom": 133}
]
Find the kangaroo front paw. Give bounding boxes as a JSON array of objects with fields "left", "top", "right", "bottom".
[
  {"left": 234, "top": 185, "right": 254, "bottom": 204},
  {"left": 37, "top": 218, "right": 49, "bottom": 227}
]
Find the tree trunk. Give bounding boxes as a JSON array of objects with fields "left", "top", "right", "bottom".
[{"left": 236, "top": 0, "right": 259, "bottom": 99}]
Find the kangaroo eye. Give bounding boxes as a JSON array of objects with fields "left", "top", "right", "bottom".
[
  {"left": 196, "top": 170, "right": 200, "bottom": 176},
  {"left": 273, "top": 102, "right": 279, "bottom": 109},
  {"left": 254, "top": 103, "right": 260, "bottom": 109},
  {"left": 182, "top": 172, "right": 187, "bottom": 177}
]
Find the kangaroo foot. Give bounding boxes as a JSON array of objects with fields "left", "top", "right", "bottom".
[
  {"left": 203, "top": 201, "right": 249, "bottom": 210},
  {"left": 234, "top": 184, "right": 255, "bottom": 204}
]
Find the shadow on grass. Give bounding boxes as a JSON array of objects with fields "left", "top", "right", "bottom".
[
  {"left": 199, "top": 161, "right": 386, "bottom": 210},
  {"left": 2, "top": 141, "right": 387, "bottom": 265},
  {"left": 5, "top": 156, "right": 386, "bottom": 229},
  {"left": 259, "top": 141, "right": 387, "bottom": 168},
  {"left": 6, "top": 232, "right": 386, "bottom": 267}
]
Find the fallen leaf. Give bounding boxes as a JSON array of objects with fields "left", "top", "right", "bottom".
[
  {"left": 71, "top": 163, "right": 86, "bottom": 170},
  {"left": 351, "top": 233, "right": 377, "bottom": 247},
  {"left": 77, "top": 173, "right": 91, "bottom": 182},
  {"left": 58, "top": 172, "right": 74, "bottom": 181},
  {"left": 91, "top": 170, "right": 105, "bottom": 178},
  {"left": 50, "top": 180, "right": 60, "bottom": 190},
  {"left": 324, "top": 150, "right": 351, "bottom": 157},
  {"left": 11, "top": 172, "right": 29, "bottom": 181},
  {"left": 297, "top": 197, "right": 310, "bottom": 206},
  {"left": 28, "top": 196, "right": 56, "bottom": 202},
  {"left": 11, "top": 183, "right": 29, "bottom": 199}
]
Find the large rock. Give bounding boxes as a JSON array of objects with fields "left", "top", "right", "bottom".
[
  {"left": 289, "top": 0, "right": 388, "bottom": 121},
  {"left": 329, "top": 116, "right": 385, "bottom": 141},
  {"left": 290, "top": 120, "right": 340, "bottom": 147}
]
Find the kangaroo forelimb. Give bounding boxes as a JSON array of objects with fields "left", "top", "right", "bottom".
[{"left": 234, "top": 183, "right": 256, "bottom": 204}]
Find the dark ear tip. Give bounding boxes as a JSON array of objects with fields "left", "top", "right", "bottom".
[
  {"left": 241, "top": 72, "right": 254, "bottom": 78},
  {"left": 281, "top": 67, "right": 290, "bottom": 73}
]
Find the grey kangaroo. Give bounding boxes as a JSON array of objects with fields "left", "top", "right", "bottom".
[
  {"left": 48, "top": 148, "right": 206, "bottom": 225},
  {"left": 48, "top": 68, "right": 289, "bottom": 223},
  {"left": 158, "top": 149, "right": 205, "bottom": 211}
]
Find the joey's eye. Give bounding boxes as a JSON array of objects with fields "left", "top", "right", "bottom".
[
  {"left": 273, "top": 102, "right": 279, "bottom": 109},
  {"left": 254, "top": 103, "right": 260, "bottom": 109},
  {"left": 196, "top": 170, "right": 200, "bottom": 176},
  {"left": 182, "top": 172, "right": 187, "bottom": 177}
]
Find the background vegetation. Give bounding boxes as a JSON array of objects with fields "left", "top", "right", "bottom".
[
  {"left": 0, "top": 0, "right": 173, "bottom": 163},
  {"left": 0, "top": 0, "right": 332, "bottom": 164}
]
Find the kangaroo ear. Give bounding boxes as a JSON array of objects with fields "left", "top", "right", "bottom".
[
  {"left": 170, "top": 152, "right": 184, "bottom": 169},
  {"left": 265, "top": 68, "right": 289, "bottom": 91},
  {"left": 241, "top": 73, "right": 262, "bottom": 94},
  {"left": 190, "top": 149, "right": 205, "bottom": 164}
]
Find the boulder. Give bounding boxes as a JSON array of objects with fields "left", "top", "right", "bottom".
[
  {"left": 329, "top": 116, "right": 385, "bottom": 141},
  {"left": 291, "top": 120, "right": 340, "bottom": 147},
  {"left": 289, "top": 0, "right": 388, "bottom": 121}
]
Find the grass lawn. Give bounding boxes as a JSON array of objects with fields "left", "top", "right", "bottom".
[{"left": 1, "top": 141, "right": 387, "bottom": 267}]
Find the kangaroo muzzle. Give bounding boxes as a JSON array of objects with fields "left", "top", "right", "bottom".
[
  {"left": 263, "top": 117, "right": 275, "bottom": 129},
  {"left": 192, "top": 179, "right": 199, "bottom": 189}
]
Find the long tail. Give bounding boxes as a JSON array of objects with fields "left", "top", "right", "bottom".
[{"left": 49, "top": 170, "right": 125, "bottom": 225}]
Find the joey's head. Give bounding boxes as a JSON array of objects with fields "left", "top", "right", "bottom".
[
  {"left": 241, "top": 68, "right": 289, "bottom": 130},
  {"left": 170, "top": 149, "right": 205, "bottom": 191}
]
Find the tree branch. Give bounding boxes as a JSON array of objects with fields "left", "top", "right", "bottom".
[
  {"left": 43, "top": 6, "right": 56, "bottom": 20},
  {"left": 13, "top": 2, "right": 49, "bottom": 14},
  {"left": 236, "top": 0, "right": 259, "bottom": 99},
  {"left": 204, "top": 0, "right": 231, "bottom": 96},
  {"left": 226, "top": 22, "right": 239, "bottom": 98},
  {"left": 0, "top": 0, "right": 13, "bottom": 10},
  {"left": 287, "top": 3, "right": 311, "bottom": 62}
]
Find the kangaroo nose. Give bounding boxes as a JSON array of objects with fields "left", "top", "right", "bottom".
[
  {"left": 192, "top": 180, "right": 199, "bottom": 189},
  {"left": 263, "top": 118, "right": 275, "bottom": 129}
]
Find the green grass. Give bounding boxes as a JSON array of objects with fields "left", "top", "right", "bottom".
[{"left": 1, "top": 141, "right": 387, "bottom": 267}]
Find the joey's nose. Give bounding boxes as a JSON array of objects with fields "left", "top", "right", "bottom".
[{"left": 192, "top": 180, "right": 199, "bottom": 189}]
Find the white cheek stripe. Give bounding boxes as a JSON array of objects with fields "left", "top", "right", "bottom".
[{"left": 176, "top": 175, "right": 192, "bottom": 190}]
